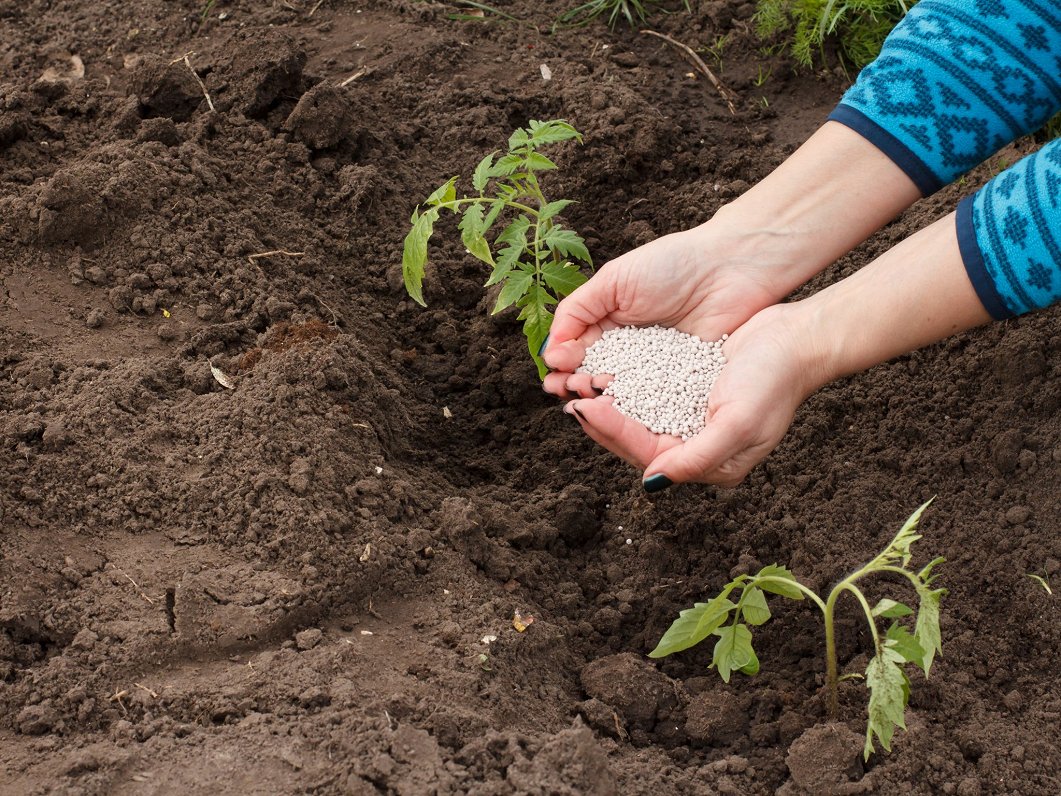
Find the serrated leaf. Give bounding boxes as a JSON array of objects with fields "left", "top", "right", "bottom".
[
  {"left": 882, "top": 498, "right": 934, "bottom": 567},
  {"left": 755, "top": 564, "right": 805, "bottom": 600},
  {"left": 542, "top": 261, "right": 588, "bottom": 297},
  {"left": 485, "top": 216, "right": 530, "bottom": 287},
  {"left": 459, "top": 204, "right": 494, "bottom": 266},
  {"left": 539, "top": 199, "right": 575, "bottom": 222},
  {"left": 919, "top": 556, "right": 946, "bottom": 585},
  {"left": 864, "top": 644, "right": 909, "bottom": 759},
  {"left": 473, "top": 152, "right": 497, "bottom": 193},
  {"left": 482, "top": 199, "right": 505, "bottom": 231},
  {"left": 914, "top": 585, "right": 945, "bottom": 676},
  {"left": 543, "top": 226, "right": 592, "bottom": 265},
  {"left": 741, "top": 587, "right": 771, "bottom": 626},
  {"left": 425, "top": 177, "right": 457, "bottom": 207},
  {"left": 401, "top": 206, "right": 438, "bottom": 307},
  {"left": 508, "top": 126, "right": 530, "bottom": 151},
  {"left": 519, "top": 283, "right": 554, "bottom": 379},
  {"left": 490, "top": 153, "right": 524, "bottom": 177},
  {"left": 526, "top": 119, "right": 582, "bottom": 146},
  {"left": 492, "top": 271, "right": 533, "bottom": 314},
  {"left": 648, "top": 594, "right": 736, "bottom": 658},
  {"left": 711, "top": 624, "right": 755, "bottom": 683},
  {"left": 872, "top": 599, "right": 914, "bottom": 619},
  {"left": 885, "top": 622, "right": 925, "bottom": 669},
  {"left": 525, "top": 151, "right": 558, "bottom": 171}
]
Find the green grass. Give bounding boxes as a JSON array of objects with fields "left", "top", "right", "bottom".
[
  {"left": 755, "top": 0, "right": 916, "bottom": 69},
  {"left": 557, "top": 0, "right": 689, "bottom": 30}
]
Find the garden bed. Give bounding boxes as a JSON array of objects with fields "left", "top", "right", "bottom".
[{"left": 1, "top": 1, "right": 1058, "bottom": 793}]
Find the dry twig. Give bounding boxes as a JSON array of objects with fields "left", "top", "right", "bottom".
[
  {"left": 247, "top": 249, "right": 305, "bottom": 264},
  {"left": 112, "top": 566, "right": 155, "bottom": 604},
  {"left": 641, "top": 30, "right": 738, "bottom": 115},
  {"left": 170, "top": 51, "right": 216, "bottom": 113},
  {"left": 338, "top": 66, "right": 373, "bottom": 87}
]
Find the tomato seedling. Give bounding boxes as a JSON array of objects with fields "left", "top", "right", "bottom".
[
  {"left": 402, "top": 120, "right": 592, "bottom": 378},
  {"left": 650, "top": 500, "right": 945, "bottom": 759}
]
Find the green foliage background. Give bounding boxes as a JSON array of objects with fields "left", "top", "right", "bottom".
[{"left": 755, "top": 0, "right": 916, "bottom": 68}]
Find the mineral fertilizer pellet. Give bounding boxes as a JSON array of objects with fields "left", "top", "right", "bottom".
[{"left": 577, "top": 325, "right": 727, "bottom": 440}]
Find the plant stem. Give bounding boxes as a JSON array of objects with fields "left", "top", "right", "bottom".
[{"left": 440, "top": 196, "right": 540, "bottom": 218}]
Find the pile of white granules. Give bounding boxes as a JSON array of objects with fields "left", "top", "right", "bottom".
[{"left": 577, "top": 325, "right": 727, "bottom": 440}]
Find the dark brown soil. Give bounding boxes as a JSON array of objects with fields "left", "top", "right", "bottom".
[{"left": 1, "top": 1, "right": 1058, "bottom": 794}]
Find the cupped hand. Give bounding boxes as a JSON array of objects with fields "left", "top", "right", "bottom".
[
  {"left": 541, "top": 223, "right": 780, "bottom": 399},
  {"left": 561, "top": 303, "right": 828, "bottom": 489}
]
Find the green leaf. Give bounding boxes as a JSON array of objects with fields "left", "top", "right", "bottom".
[
  {"left": 492, "top": 271, "right": 533, "bottom": 314},
  {"left": 485, "top": 216, "right": 530, "bottom": 287},
  {"left": 459, "top": 204, "right": 494, "bottom": 266},
  {"left": 754, "top": 564, "right": 805, "bottom": 600},
  {"left": 482, "top": 199, "right": 505, "bottom": 231},
  {"left": 918, "top": 556, "right": 946, "bottom": 585},
  {"left": 864, "top": 644, "right": 909, "bottom": 760},
  {"left": 539, "top": 199, "right": 575, "bottom": 222},
  {"left": 885, "top": 622, "right": 925, "bottom": 670},
  {"left": 401, "top": 206, "right": 438, "bottom": 307},
  {"left": 525, "top": 151, "right": 558, "bottom": 171},
  {"left": 739, "top": 646, "right": 760, "bottom": 676},
  {"left": 541, "top": 261, "right": 588, "bottom": 297},
  {"left": 872, "top": 599, "right": 914, "bottom": 619},
  {"left": 711, "top": 624, "right": 755, "bottom": 683},
  {"left": 741, "top": 587, "right": 771, "bottom": 626},
  {"left": 507, "top": 126, "right": 530, "bottom": 151},
  {"left": 425, "top": 177, "right": 457, "bottom": 207},
  {"left": 543, "top": 226, "right": 592, "bottom": 265},
  {"left": 913, "top": 586, "right": 945, "bottom": 676},
  {"left": 518, "top": 283, "right": 554, "bottom": 380},
  {"left": 882, "top": 498, "right": 934, "bottom": 567},
  {"left": 526, "top": 119, "right": 582, "bottom": 147},
  {"left": 648, "top": 594, "right": 737, "bottom": 658},
  {"left": 473, "top": 152, "right": 497, "bottom": 193},
  {"left": 490, "top": 153, "right": 524, "bottom": 177}
]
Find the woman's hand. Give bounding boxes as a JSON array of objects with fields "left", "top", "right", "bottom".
[
  {"left": 560, "top": 303, "right": 826, "bottom": 488},
  {"left": 541, "top": 223, "right": 782, "bottom": 398}
]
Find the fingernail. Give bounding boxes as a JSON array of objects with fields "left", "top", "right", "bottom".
[
  {"left": 643, "top": 474, "right": 673, "bottom": 493},
  {"left": 592, "top": 386, "right": 604, "bottom": 395},
  {"left": 537, "top": 334, "right": 550, "bottom": 357},
  {"left": 572, "top": 405, "right": 587, "bottom": 422},
  {"left": 562, "top": 403, "right": 574, "bottom": 415}
]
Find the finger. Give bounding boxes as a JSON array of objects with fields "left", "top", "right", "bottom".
[
  {"left": 564, "top": 372, "right": 607, "bottom": 398},
  {"left": 569, "top": 398, "right": 681, "bottom": 469},
  {"left": 549, "top": 263, "right": 620, "bottom": 345},
  {"left": 642, "top": 407, "right": 754, "bottom": 488},
  {"left": 543, "top": 372, "right": 578, "bottom": 399}
]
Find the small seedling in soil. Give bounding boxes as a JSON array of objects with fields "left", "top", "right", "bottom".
[
  {"left": 402, "top": 120, "right": 592, "bottom": 378},
  {"left": 650, "top": 500, "right": 945, "bottom": 760},
  {"left": 557, "top": 0, "right": 688, "bottom": 30},
  {"left": 1025, "top": 573, "right": 1052, "bottom": 595}
]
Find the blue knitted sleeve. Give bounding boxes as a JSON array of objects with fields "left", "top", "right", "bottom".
[
  {"left": 957, "top": 141, "right": 1061, "bottom": 318},
  {"left": 828, "top": 0, "right": 1061, "bottom": 195}
]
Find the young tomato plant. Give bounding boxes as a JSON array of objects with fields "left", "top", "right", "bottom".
[
  {"left": 650, "top": 500, "right": 946, "bottom": 760},
  {"left": 401, "top": 120, "right": 592, "bottom": 378}
]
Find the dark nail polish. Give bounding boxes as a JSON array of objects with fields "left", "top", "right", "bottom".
[
  {"left": 592, "top": 386, "right": 604, "bottom": 395},
  {"left": 537, "top": 334, "right": 550, "bottom": 357},
  {"left": 643, "top": 474, "right": 673, "bottom": 493},
  {"left": 572, "top": 406, "right": 587, "bottom": 422}
]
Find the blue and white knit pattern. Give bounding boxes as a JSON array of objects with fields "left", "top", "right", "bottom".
[
  {"left": 829, "top": 0, "right": 1061, "bottom": 195},
  {"left": 958, "top": 140, "right": 1061, "bottom": 318}
]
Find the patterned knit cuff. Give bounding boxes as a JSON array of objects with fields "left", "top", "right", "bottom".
[
  {"left": 828, "top": 104, "right": 943, "bottom": 196},
  {"left": 955, "top": 195, "right": 1015, "bottom": 321}
]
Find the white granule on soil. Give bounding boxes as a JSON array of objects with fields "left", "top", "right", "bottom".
[{"left": 577, "top": 325, "right": 727, "bottom": 440}]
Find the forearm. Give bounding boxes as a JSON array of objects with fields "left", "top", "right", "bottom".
[
  {"left": 794, "top": 212, "right": 992, "bottom": 390},
  {"left": 702, "top": 121, "right": 922, "bottom": 300}
]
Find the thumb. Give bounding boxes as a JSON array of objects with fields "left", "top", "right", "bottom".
[
  {"left": 642, "top": 407, "right": 754, "bottom": 490},
  {"left": 549, "top": 263, "right": 619, "bottom": 345}
]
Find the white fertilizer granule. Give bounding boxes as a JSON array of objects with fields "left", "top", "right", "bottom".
[{"left": 577, "top": 325, "right": 727, "bottom": 440}]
